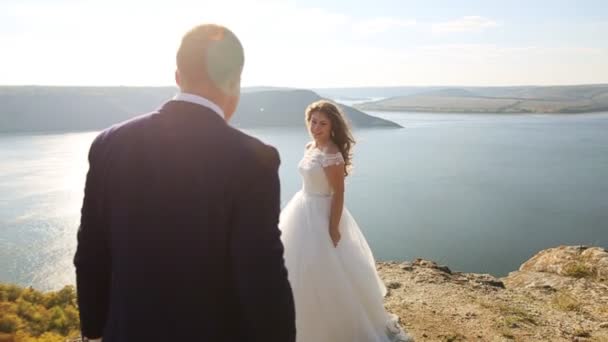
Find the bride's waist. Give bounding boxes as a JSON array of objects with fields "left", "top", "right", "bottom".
[{"left": 299, "top": 189, "right": 333, "bottom": 198}]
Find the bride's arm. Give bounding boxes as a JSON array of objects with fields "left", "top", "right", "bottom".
[{"left": 325, "top": 163, "right": 345, "bottom": 246}]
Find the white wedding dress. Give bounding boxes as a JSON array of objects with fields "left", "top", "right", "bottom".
[{"left": 279, "top": 147, "right": 413, "bottom": 342}]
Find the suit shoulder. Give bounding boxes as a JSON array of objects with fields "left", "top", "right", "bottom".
[
  {"left": 94, "top": 111, "right": 159, "bottom": 146},
  {"left": 104, "top": 111, "right": 159, "bottom": 139},
  {"left": 86, "top": 111, "right": 159, "bottom": 163},
  {"left": 226, "top": 126, "right": 280, "bottom": 170}
]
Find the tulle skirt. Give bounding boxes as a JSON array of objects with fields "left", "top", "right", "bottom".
[{"left": 279, "top": 191, "right": 411, "bottom": 342}]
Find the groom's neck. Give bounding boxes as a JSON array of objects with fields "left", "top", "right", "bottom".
[
  {"left": 179, "top": 84, "right": 225, "bottom": 106},
  {"left": 177, "top": 84, "right": 239, "bottom": 121},
  {"left": 180, "top": 84, "right": 215, "bottom": 101}
]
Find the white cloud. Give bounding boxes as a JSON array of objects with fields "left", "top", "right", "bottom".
[
  {"left": 2, "top": 2, "right": 606, "bottom": 87},
  {"left": 353, "top": 17, "right": 416, "bottom": 36},
  {"left": 389, "top": 44, "right": 608, "bottom": 86},
  {"left": 417, "top": 44, "right": 605, "bottom": 61},
  {"left": 260, "top": 43, "right": 608, "bottom": 87},
  {"left": 432, "top": 16, "right": 499, "bottom": 34}
]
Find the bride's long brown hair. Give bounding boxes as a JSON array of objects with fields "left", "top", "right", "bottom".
[{"left": 305, "top": 100, "right": 356, "bottom": 177}]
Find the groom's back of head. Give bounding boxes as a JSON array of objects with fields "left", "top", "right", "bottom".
[{"left": 176, "top": 24, "right": 244, "bottom": 102}]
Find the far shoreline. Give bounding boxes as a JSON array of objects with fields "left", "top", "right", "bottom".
[{"left": 356, "top": 107, "right": 608, "bottom": 115}]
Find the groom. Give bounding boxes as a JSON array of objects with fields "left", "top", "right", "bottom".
[{"left": 74, "top": 24, "right": 295, "bottom": 341}]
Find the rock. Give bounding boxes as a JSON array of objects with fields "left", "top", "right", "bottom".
[
  {"left": 452, "top": 275, "right": 469, "bottom": 285},
  {"left": 379, "top": 246, "right": 608, "bottom": 341},
  {"left": 519, "top": 245, "right": 608, "bottom": 279},
  {"left": 413, "top": 258, "right": 436, "bottom": 268},
  {"left": 469, "top": 274, "right": 505, "bottom": 289},
  {"left": 401, "top": 261, "right": 413, "bottom": 271},
  {"left": 504, "top": 270, "right": 579, "bottom": 290},
  {"left": 530, "top": 284, "right": 556, "bottom": 292},
  {"left": 437, "top": 265, "right": 452, "bottom": 274},
  {"left": 412, "top": 258, "right": 452, "bottom": 274},
  {"left": 387, "top": 281, "right": 402, "bottom": 290}
]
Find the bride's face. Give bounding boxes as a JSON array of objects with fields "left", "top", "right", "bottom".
[{"left": 308, "top": 111, "right": 332, "bottom": 143}]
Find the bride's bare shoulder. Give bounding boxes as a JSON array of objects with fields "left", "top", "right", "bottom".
[
  {"left": 305, "top": 141, "right": 314, "bottom": 150},
  {"left": 325, "top": 143, "right": 340, "bottom": 154}
]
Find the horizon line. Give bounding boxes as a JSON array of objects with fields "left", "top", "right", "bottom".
[{"left": 1, "top": 82, "right": 608, "bottom": 89}]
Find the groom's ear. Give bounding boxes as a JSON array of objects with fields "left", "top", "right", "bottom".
[
  {"left": 227, "top": 77, "right": 241, "bottom": 96},
  {"left": 221, "top": 78, "right": 241, "bottom": 122},
  {"left": 217, "top": 76, "right": 240, "bottom": 99},
  {"left": 175, "top": 70, "right": 181, "bottom": 87}
]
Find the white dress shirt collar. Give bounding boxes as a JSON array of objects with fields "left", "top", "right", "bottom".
[{"left": 172, "top": 92, "right": 225, "bottom": 118}]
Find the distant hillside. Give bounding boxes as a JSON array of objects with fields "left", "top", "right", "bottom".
[
  {"left": 314, "top": 86, "right": 441, "bottom": 99},
  {"left": 354, "top": 84, "right": 608, "bottom": 113},
  {"left": 233, "top": 89, "right": 399, "bottom": 128},
  {"left": 0, "top": 86, "right": 399, "bottom": 133},
  {"left": 0, "top": 86, "right": 176, "bottom": 133}
]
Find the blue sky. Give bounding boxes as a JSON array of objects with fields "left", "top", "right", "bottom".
[{"left": 1, "top": 0, "right": 607, "bottom": 87}]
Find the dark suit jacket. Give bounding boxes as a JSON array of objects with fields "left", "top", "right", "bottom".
[{"left": 74, "top": 100, "right": 296, "bottom": 341}]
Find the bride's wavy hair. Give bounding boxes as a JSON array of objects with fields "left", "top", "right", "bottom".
[{"left": 305, "top": 100, "right": 356, "bottom": 177}]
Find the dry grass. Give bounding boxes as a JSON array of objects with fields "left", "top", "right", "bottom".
[
  {"left": 496, "top": 303, "right": 538, "bottom": 327},
  {"left": 552, "top": 291, "right": 581, "bottom": 312},
  {"left": 0, "top": 333, "right": 13, "bottom": 342},
  {"left": 440, "top": 333, "right": 467, "bottom": 342},
  {"left": 563, "top": 261, "right": 596, "bottom": 279},
  {"left": 572, "top": 328, "right": 592, "bottom": 338},
  {"left": 498, "top": 327, "right": 515, "bottom": 340},
  {"left": 477, "top": 299, "right": 539, "bottom": 334}
]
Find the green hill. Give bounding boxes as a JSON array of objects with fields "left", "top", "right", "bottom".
[
  {"left": 233, "top": 89, "right": 399, "bottom": 128},
  {"left": 0, "top": 86, "right": 400, "bottom": 133},
  {"left": 354, "top": 84, "right": 608, "bottom": 113}
]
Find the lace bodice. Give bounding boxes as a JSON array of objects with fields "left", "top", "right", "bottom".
[{"left": 298, "top": 147, "right": 345, "bottom": 196}]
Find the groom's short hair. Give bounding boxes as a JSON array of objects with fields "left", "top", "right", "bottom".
[{"left": 176, "top": 24, "right": 244, "bottom": 89}]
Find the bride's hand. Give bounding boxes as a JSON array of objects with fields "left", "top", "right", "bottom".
[{"left": 330, "top": 229, "right": 341, "bottom": 247}]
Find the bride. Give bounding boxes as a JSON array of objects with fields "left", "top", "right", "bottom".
[{"left": 279, "top": 100, "right": 414, "bottom": 342}]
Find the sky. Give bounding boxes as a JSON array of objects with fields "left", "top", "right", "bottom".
[{"left": 1, "top": 0, "right": 607, "bottom": 88}]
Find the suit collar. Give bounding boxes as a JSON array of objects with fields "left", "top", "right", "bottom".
[
  {"left": 172, "top": 92, "right": 225, "bottom": 118},
  {"left": 159, "top": 100, "right": 227, "bottom": 127}
]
